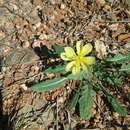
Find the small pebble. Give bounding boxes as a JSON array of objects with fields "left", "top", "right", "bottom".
[
  {"left": 20, "top": 84, "right": 28, "bottom": 91},
  {"left": 60, "top": 4, "right": 65, "bottom": 9}
]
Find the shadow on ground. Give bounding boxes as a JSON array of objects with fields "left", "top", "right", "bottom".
[{"left": 0, "top": 89, "right": 14, "bottom": 130}]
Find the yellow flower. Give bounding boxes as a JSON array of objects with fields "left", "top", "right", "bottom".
[{"left": 60, "top": 41, "right": 96, "bottom": 75}]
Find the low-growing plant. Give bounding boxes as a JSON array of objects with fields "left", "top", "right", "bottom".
[{"left": 32, "top": 41, "right": 130, "bottom": 120}]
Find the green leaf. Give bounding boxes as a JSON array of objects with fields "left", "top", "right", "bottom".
[
  {"left": 107, "top": 54, "right": 127, "bottom": 62},
  {"left": 106, "top": 76, "right": 122, "bottom": 86},
  {"left": 52, "top": 44, "right": 64, "bottom": 56},
  {"left": 32, "top": 77, "right": 67, "bottom": 92},
  {"left": 120, "top": 64, "right": 130, "bottom": 73},
  {"left": 106, "top": 95, "right": 127, "bottom": 116},
  {"left": 79, "top": 85, "right": 95, "bottom": 120},
  {"left": 67, "top": 74, "right": 81, "bottom": 80},
  {"left": 67, "top": 71, "right": 85, "bottom": 80},
  {"left": 45, "top": 64, "right": 66, "bottom": 74},
  {"left": 107, "top": 52, "right": 130, "bottom": 63},
  {"left": 68, "top": 91, "right": 80, "bottom": 111}
]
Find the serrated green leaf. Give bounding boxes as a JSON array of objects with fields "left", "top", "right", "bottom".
[
  {"left": 79, "top": 85, "right": 95, "bottom": 120},
  {"left": 106, "top": 76, "right": 122, "bottom": 86},
  {"left": 106, "top": 95, "right": 127, "bottom": 116},
  {"left": 68, "top": 91, "right": 80, "bottom": 111},
  {"left": 52, "top": 44, "right": 64, "bottom": 56},
  {"left": 107, "top": 52, "right": 130, "bottom": 63},
  {"left": 107, "top": 54, "right": 127, "bottom": 62},
  {"left": 45, "top": 64, "right": 66, "bottom": 74},
  {"left": 120, "top": 64, "right": 130, "bottom": 73},
  {"left": 32, "top": 77, "right": 67, "bottom": 92}
]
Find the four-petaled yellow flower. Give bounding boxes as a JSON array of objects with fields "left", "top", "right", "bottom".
[{"left": 60, "top": 41, "right": 96, "bottom": 75}]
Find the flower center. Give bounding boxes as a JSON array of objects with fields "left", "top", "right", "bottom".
[{"left": 75, "top": 55, "right": 84, "bottom": 64}]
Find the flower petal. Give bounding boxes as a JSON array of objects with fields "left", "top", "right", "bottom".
[
  {"left": 80, "top": 43, "right": 93, "bottom": 56},
  {"left": 81, "top": 63, "right": 88, "bottom": 72},
  {"left": 72, "top": 66, "right": 80, "bottom": 75},
  {"left": 76, "top": 41, "right": 83, "bottom": 55},
  {"left": 66, "top": 61, "right": 75, "bottom": 72},
  {"left": 60, "top": 52, "right": 71, "bottom": 61},
  {"left": 64, "top": 47, "right": 76, "bottom": 59},
  {"left": 83, "top": 56, "right": 96, "bottom": 65}
]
